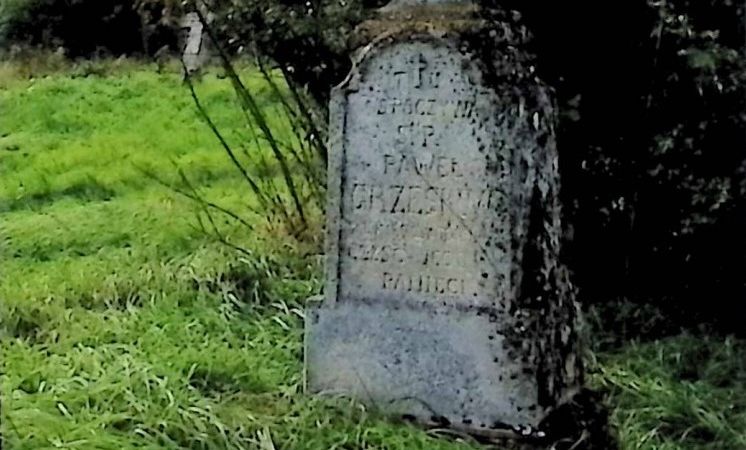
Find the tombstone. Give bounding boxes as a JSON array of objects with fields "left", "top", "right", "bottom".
[
  {"left": 178, "top": 11, "right": 214, "bottom": 77},
  {"left": 305, "top": 0, "right": 583, "bottom": 439}
]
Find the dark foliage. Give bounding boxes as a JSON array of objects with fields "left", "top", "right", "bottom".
[
  {"left": 0, "top": 0, "right": 178, "bottom": 57},
  {"left": 517, "top": 1, "right": 746, "bottom": 334},
  {"left": 202, "top": 0, "right": 387, "bottom": 106}
]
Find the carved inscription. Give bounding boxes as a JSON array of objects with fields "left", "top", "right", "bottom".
[
  {"left": 374, "top": 98, "right": 475, "bottom": 118},
  {"left": 382, "top": 272, "right": 466, "bottom": 295},
  {"left": 340, "top": 48, "right": 509, "bottom": 304},
  {"left": 383, "top": 154, "right": 461, "bottom": 177},
  {"left": 391, "top": 53, "right": 440, "bottom": 90},
  {"left": 350, "top": 180, "right": 505, "bottom": 215},
  {"left": 347, "top": 240, "right": 497, "bottom": 266}
]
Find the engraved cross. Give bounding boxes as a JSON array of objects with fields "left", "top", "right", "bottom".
[{"left": 413, "top": 54, "right": 427, "bottom": 88}]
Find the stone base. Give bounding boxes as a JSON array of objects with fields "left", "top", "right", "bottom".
[{"left": 304, "top": 297, "right": 545, "bottom": 434}]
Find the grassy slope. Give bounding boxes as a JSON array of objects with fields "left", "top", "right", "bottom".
[{"left": 1, "top": 63, "right": 745, "bottom": 450}]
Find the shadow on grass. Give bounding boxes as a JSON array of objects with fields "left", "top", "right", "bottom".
[
  {"left": 591, "top": 332, "right": 746, "bottom": 450},
  {"left": 2, "top": 308, "right": 51, "bottom": 343},
  {"left": 583, "top": 298, "right": 745, "bottom": 354},
  {"left": 186, "top": 366, "right": 275, "bottom": 396},
  {"left": 2, "top": 178, "right": 116, "bottom": 213}
]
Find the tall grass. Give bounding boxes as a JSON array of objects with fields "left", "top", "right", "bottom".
[{"left": 173, "top": 7, "right": 328, "bottom": 245}]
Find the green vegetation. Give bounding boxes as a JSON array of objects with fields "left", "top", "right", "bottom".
[{"left": 2, "top": 63, "right": 745, "bottom": 450}]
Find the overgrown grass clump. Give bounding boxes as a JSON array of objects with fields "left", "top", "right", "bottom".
[{"left": 1, "top": 61, "right": 744, "bottom": 450}]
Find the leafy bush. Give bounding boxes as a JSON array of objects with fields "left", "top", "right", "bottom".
[
  {"left": 0, "top": 0, "right": 178, "bottom": 58},
  {"left": 196, "top": 0, "right": 385, "bottom": 106},
  {"left": 530, "top": 1, "right": 746, "bottom": 332},
  {"left": 0, "top": 0, "right": 39, "bottom": 44}
]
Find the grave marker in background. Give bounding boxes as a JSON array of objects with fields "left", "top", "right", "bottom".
[{"left": 178, "top": 11, "right": 214, "bottom": 76}]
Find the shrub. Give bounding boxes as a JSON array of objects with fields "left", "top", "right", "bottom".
[{"left": 0, "top": 0, "right": 179, "bottom": 58}]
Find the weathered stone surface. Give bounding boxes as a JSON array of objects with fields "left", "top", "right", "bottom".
[
  {"left": 179, "top": 12, "right": 213, "bottom": 75},
  {"left": 306, "top": 300, "right": 542, "bottom": 428},
  {"left": 332, "top": 40, "right": 512, "bottom": 311},
  {"left": 305, "top": 7, "right": 582, "bottom": 436}
]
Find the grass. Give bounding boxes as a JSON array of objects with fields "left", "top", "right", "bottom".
[{"left": 1, "top": 60, "right": 745, "bottom": 450}]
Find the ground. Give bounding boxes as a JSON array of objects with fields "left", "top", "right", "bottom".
[{"left": 1, "top": 60, "right": 744, "bottom": 450}]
